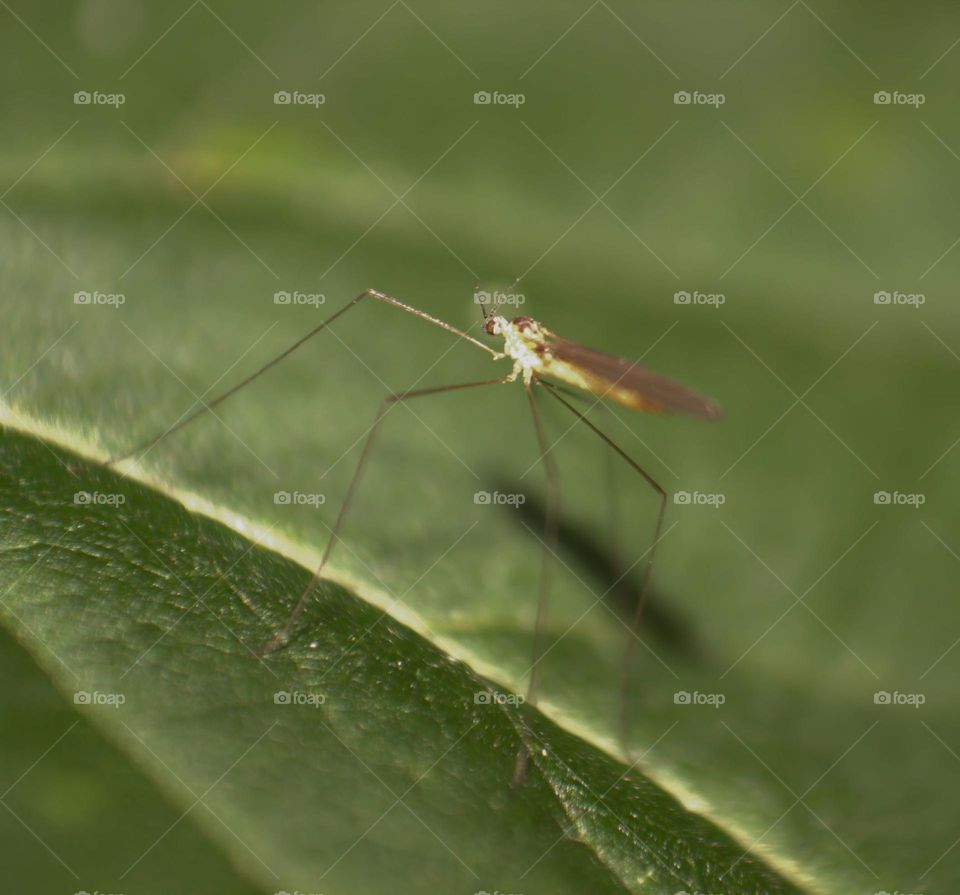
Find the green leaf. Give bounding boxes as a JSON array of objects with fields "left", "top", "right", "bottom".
[
  {"left": 0, "top": 423, "right": 805, "bottom": 894},
  {"left": 4, "top": 3, "right": 959, "bottom": 892}
]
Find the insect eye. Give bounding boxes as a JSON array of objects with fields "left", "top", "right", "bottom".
[{"left": 484, "top": 318, "right": 498, "bottom": 336}]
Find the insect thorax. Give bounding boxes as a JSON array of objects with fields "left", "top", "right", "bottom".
[{"left": 497, "top": 316, "right": 550, "bottom": 381}]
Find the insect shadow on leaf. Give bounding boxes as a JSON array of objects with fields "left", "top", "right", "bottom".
[{"left": 490, "top": 476, "right": 708, "bottom": 667}]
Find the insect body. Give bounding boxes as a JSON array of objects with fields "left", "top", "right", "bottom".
[
  {"left": 487, "top": 315, "right": 549, "bottom": 384},
  {"left": 488, "top": 314, "right": 720, "bottom": 418}
]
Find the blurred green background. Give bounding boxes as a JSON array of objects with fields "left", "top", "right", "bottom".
[{"left": 2, "top": 1, "right": 959, "bottom": 893}]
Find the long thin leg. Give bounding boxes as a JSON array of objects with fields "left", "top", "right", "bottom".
[
  {"left": 536, "top": 385, "right": 624, "bottom": 590},
  {"left": 107, "top": 289, "right": 499, "bottom": 466},
  {"left": 539, "top": 380, "right": 667, "bottom": 757},
  {"left": 601, "top": 418, "right": 624, "bottom": 603},
  {"left": 262, "top": 373, "right": 514, "bottom": 655},
  {"left": 512, "top": 380, "right": 561, "bottom": 787}
]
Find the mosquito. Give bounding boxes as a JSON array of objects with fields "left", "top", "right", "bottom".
[{"left": 107, "top": 288, "right": 720, "bottom": 783}]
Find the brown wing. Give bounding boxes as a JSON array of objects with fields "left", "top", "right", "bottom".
[{"left": 544, "top": 333, "right": 721, "bottom": 419}]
